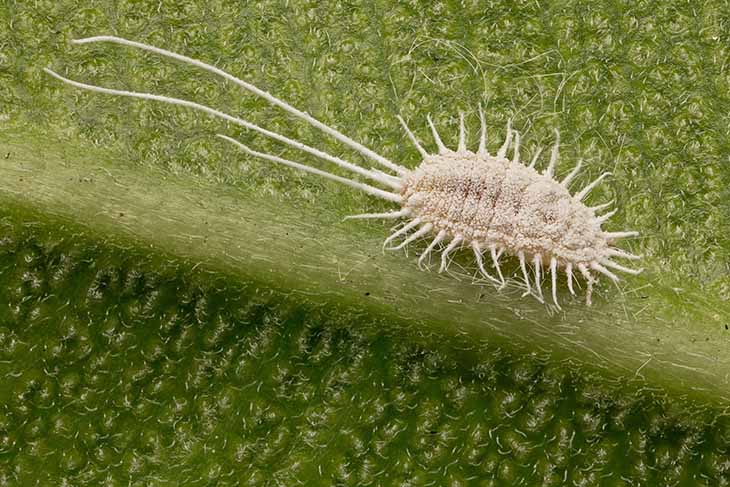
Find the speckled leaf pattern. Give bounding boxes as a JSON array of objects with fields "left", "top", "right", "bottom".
[{"left": 2, "top": 0, "right": 730, "bottom": 485}]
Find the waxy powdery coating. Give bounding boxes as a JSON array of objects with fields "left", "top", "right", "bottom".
[{"left": 46, "top": 36, "right": 643, "bottom": 307}]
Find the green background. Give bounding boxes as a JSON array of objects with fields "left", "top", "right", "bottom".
[{"left": 1, "top": 0, "right": 730, "bottom": 484}]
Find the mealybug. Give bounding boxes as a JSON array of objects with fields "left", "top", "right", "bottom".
[{"left": 45, "top": 36, "right": 643, "bottom": 307}]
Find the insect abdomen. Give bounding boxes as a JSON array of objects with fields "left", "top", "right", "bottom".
[
  {"left": 404, "top": 155, "right": 606, "bottom": 265},
  {"left": 487, "top": 162, "right": 542, "bottom": 243},
  {"left": 404, "top": 156, "right": 508, "bottom": 239}
]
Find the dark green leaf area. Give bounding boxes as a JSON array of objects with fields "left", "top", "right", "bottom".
[{"left": 0, "top": 213, "right": 728, "bottom": 486}]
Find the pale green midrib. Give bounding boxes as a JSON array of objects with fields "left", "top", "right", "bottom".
[{"left": 1, "top": 129, "right": 729, "bottom": 404}]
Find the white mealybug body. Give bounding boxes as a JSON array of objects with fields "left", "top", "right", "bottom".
[{"left": 46, "top": 35, "right": 643, "bottom": 307}]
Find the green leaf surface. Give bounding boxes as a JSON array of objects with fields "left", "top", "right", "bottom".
[{"left": 2, "top": 0, "right": 730, "bottom": 484}]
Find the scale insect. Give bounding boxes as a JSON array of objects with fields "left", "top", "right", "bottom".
[{"left": 45, "top": 35, "right": 643, "bottom": 307}]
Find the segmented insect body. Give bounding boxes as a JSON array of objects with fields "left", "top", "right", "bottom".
[{"left": 46, "top": 36, "right": 643, "bottom": 307}]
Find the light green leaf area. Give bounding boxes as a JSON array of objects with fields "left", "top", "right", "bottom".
[{"left": 1, "top": 1, "right": 730, "bottom": 485}]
